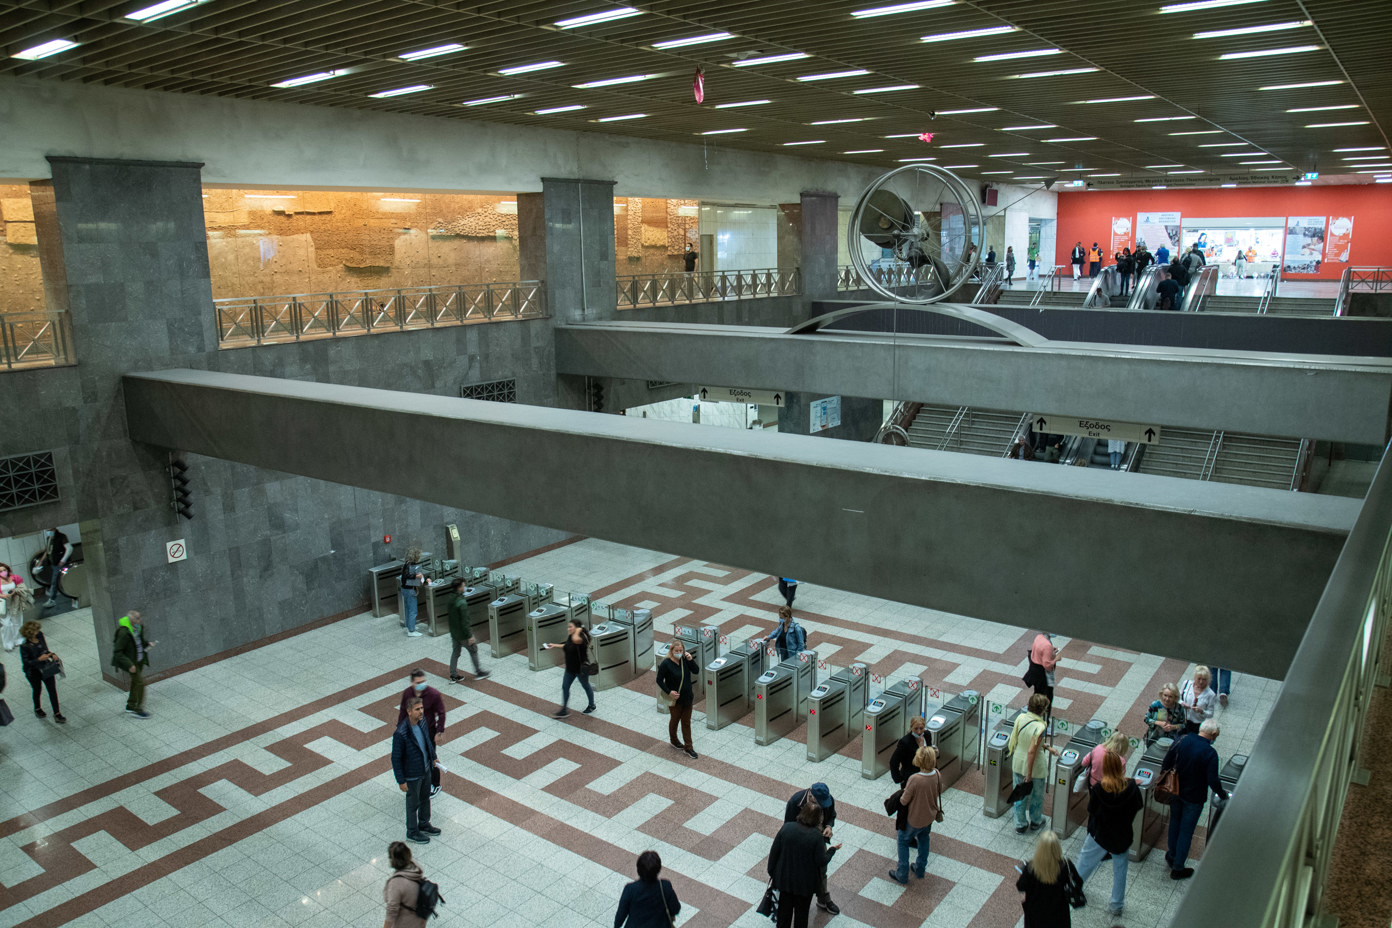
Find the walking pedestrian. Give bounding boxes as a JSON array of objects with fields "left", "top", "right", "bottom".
[
  {"left": 1005, "top": 246, "right": 1017, "bottom": 283},
  {"left": 111, "top": 611, "right": 152, "bottom": 718},
  {"left": 1160, "top": 720, "right": 1229, "bottom": 880},
  {"left": 19, "top": 621, "right": 64, "bottom": 723},
  {"left": 1016, "top": 830, "right": 1081, "bottom": 928},
  {"left": 0, "top": 563, "right": 28, "bottom": 652},
  {"left": 391, "top": 696, "right": 441, "bottom": 844},
  {"left": 543, "top": 618, "right": 596, "bottom": 718},
  {"left": 889, "top": 745, "right": 942, "bottom": 884},
  {"left": 1070, "top": 242, "right": 1084, "bottom": 279},
  {"left": 763, "top": 606, "right": 807, "bottom": 662},
  {"left": 656, "top": 638, "right": 700, "bottom": 759},
  {"left": 1027, "top": 243, "right": 1039, "bottom": 280},
  {"left": 1022, "top": 632, "right": 1060, "bottom": 709},
  {"left": 1208, "top": 664, "right": 1232, "bottom": 706},
  {"left": 683, "top": 243, "right": 698, "bottom": 273},
  {"left": 446, "top": 579, "right": 490, "bottom": 683},
  {"left": 776, "top": 577, "right": 798, "bottom": 608},
  {"left": 767, "top": 800, "right": 840, "bottom": 928},
  {"left": 1008, "top": 693, "right": 1059, "bottom": 834},
  {"left": 399, "top": 546, "right": 428, "bottom": 638},
  {"left": 784, "top": 783, "right": 840, "bottom": 915},
  {"left": 37, "top": 527, "right": 75, "bottom": 610},
  {"left": 615, "top": 850, "right": 681, "bottom": 928},
  {"left": 383, "top": 841, "right": 429, "bottom": 928},
  {"left": 396, "top": 669, "right": 446, "bottom": 745},
  {"left": 1072, "top": 751, "right": 1143, "bottom": 917}
]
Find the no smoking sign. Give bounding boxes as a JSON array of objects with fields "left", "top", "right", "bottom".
[{"left": 166, "top": 539, "right": 187, "bottom": 564}]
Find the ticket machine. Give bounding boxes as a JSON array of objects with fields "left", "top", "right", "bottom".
[
  {"left": 706, "top": 636, "right": 764, "bottom": 730},
  {"left": 861, "top": 679, "right": 915, "bottom": 780},
  {"left": 983, "top": 708, "right": 1025, "bottom": 818}
]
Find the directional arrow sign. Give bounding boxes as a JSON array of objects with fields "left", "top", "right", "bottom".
[
  {"left": 1035, "top": 414, "right": 1162, "bottom": 444},
  {"left": 700, "top": 386, "right": 785, "bottom": 406}
]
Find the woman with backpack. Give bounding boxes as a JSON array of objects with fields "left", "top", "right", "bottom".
[
  {"left": 383, "top": 841, "right": 437, "bottom": 927},
  {"left": 543, "top": 618, "right": 596, "bottom": 718}
]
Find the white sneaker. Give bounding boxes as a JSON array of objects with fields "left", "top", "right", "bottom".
[{"left": 406, "top": 631, "right": 423, "bottom": 638}]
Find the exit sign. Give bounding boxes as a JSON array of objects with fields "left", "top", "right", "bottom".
[{"left": 1302, "top": 172, "right": 1319, "bottom": 181}]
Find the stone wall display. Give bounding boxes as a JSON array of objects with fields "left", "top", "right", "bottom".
[{"left": 0, "top": 183, "right": 45, "bottom": 314}]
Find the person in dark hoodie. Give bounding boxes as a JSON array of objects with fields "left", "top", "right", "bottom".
[{"left": 1071, "top": 751, "right": 1144, "bottom": 917}]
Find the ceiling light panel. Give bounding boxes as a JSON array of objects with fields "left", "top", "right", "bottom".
[
  {"left": 938, "top": 107, "right": 999, "bottom": 115},
  {"left": 369, "top": 85, "right": 433, "bottom": 98},
  {"left": 554, "top": 8, "right": 642, "bottom": 29},
  {"left": 1077, "top": 95, "right": 1154, "bottom": 103},
  {"left": 975, "top": 49, "right": 1061, "bottom": 62},
  {"left": 1135, "top": 116, "right": 1195, "bottom": 122},
  {"left": 1014, "top": 67, "right": 1099, "bottom": 79},
  {"left": 1046, "top": 137, "right": 1097, "bottom": 142},
  {"left": 1307, "top": 121, "right": 1369, "bottom": 128},
  {"left": 852, "top": 0, "right": 955, "bottom": 17},
  {"left": 1286, "top": 105, "right": 1358, "bottom": 112},
  {"left": 701, "top": 128, "right": 747, "bottom": 134},
  {"left": 1160, "top": 0, "right": 1270, "bottom": 12},
  {"left": 125, "top": 0, "right": 210, "bottom": 22},
  {"left": 499, "top": 61, "right": 564, "bottom": 75},
  {"left": 271, "top": 70, "right": 343, "bottom": 88},
  {"left": 462, "top": 94, "right": 523, "bottom": 106},
  {"left": 398, "top": 43, "right": 466, "bottom": 61},
  {"left": 651, "top": 33, "right": 733, "bottom": 49},
  {"left": 1002, "top": 124, "right": 1056, "bottom": 131},
  {"left": 595, "top": 113, "right": 646, "bottom": 121},
  {"left": 535, "top": 104, "right": 586, "bottom": 114},
  {"left": 714, "top": 99, "right": 771, "bottom": 108},
  {"left": 1260, "top": 80, "right": 1343, "bottom": 90},
  {"left": 572, "top": 74, "right": 658, "bottom": 88},
  {"left": 797, "top": 69, "right": 871, "bottom": 81},
  {"left": 1219, "top": 45, "right": 1321, "bottom": 60},
  {"left": 731, "top": 52, "right": 809, "bottom": 67},
  {"left": 13, "top": 39, "right": 80, "bottom": 59},
  {"left": 853, "top": 85, "right": 919, "bottom": 94},
  {"left": 1193, "top": 20, "right": 1311, "bottom": 39},
  {"left": 921, "top": 25, "right": 1017, "bottom": 43}
]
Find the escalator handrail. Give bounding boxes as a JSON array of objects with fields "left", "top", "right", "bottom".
[{"left": 1127, "top": 265, "right": 1160, "bottom": 311}]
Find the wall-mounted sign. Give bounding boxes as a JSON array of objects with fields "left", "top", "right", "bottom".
[
  {"left": 699, "top": 386, "right": 784, "bottom": 406},
  {"left": 1035, "top": 415, "right": 1161, "bottom": 444},
  {"left": 810, "top": 396, "right": 841, "bottom": 432},
  {"left": 1325, "top": 216, "right": 1353, "bottom": 264},
  {"left": 166, "top": 539, "right": 187, "bottom": 563},
  {"left": 1137, "top": 211, "right": 1180, "bottom": 252}
]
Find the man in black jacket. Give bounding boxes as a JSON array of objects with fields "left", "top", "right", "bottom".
[
  {"left": 1160, "top": 720, "right": 1229, "bottom": 880},
  {"left": 784, "top": 783, "right": 841, "bottom": 916},
  {"left": 392, "top": 697, "right": 441, "bottom": 844},
  {"left": 769, "top": 801, "right": 840, "bottom": 926}
]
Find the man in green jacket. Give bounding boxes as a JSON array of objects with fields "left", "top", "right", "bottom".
[
  {"left": 446, "top": 579, "right": 490, "bottom": 684},
  {"left": 112, "top": 611, "right": 152, "bottom": 718}
]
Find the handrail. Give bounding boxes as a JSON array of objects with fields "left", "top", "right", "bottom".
[
  {"left": 937, "top": 406, "right": 968, "bottom": 451},
  {"left": 1128, "top": 265, "right": 1161, "bottom": 311},
  {"left": 1336, "top": 267, "right": 1352, "bottom": 316},
  {"left": 1290, "top": 438, "right": 1313, "bottom": 491},
  {"left": 213, "top": 280, "right": 547, "bottom": 348},
  {"left": 1027, "top": 266, "right": 1065, "bottom": 308},
  {"left": 619, "top": 266, "right": 800, "bottom": 308},
  {"left": 1083, "top": 268, "right": 1114, "bottom": 308},
  {"left": 1256, "top": 272, "right": 1279, "bottom": 315},
  {"left": 874, "top": 401, "right": 922, "bottom": 445},
  {"left": 0, "top": 311, "right": 76, "bottom": 371},
  {"left": 1199, "top": 430, "right": 1224, "bottom": 480},
  {"left": 1183, "top": 264, "right": 1220, "bottom": 312},
  {"left": 1336, "top": 267, "right": 1392, "bottom": 316},
  {"left": 972, "top": 262, "right": 1007, "bottom": 304}
]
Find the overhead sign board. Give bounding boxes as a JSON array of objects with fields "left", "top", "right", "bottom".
[
  {"left": 1035, "top": 414, "right": 1161, "bottom": 444},
  {"left": 699, "top": 386, "right": 784, "bottom": 406}
]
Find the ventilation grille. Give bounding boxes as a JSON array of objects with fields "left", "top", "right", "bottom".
[
  {"left": 460, "top": 378, "right": 517, "bottom": 403},
  {"left": 0, "top": 451, "right": 59, "bottom": 512}
]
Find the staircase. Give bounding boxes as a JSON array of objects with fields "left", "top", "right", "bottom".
[
  {"left": 997, "top": 289, "right": 1089, "bottom": 308},
  {"left": 1133, "top": 427, "right": 1217, "bottom": 480},
  {"left": 1208, "top": 434, "right": 1305, "bottom": 490},
  {"left": 905, "top": 404, "right": 963, "bottom": 449},
  {"left": 1201, "top": 295, "right": 1262, "bottom": 314},
  {"left": 1264, "top": 296, "right": 1335, "bottom": 316},
  {"left": 904, "top": 404, "right": 1025, "bottom": 456}
]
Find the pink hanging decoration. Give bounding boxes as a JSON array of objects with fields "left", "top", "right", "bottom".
[
  {"left": 693, "top": 68, "right": 705, "bottom": 104},
  {"left": 918, "top": 132, "right": 934, "bottom": 144}
]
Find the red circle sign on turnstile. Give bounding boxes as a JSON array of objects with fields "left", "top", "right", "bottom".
[
  {"left": 767, "top": 645, "right": 778, "bottom": 658},
  {"left": 702, "top": 628, "right": 714, "bottom": 639},
  {"left": 818, "top": 660, "right": 828, "bottom": 670},
  {"left": 720, "top": 635, "right": 729, "bottom": 645},
  {"left": 871, "top": 674, "right": 884, "bottom": 683},
  {"left": 799, "top": 653, "right": 810, "bottom": 663},
  {"left": 907, "top": 679, "right": 920, "bottom": 691},
  {"left": 851, "top": 666, "right": 863, "bottom": 677},
  {"left": 929, "top": 687, "right": 940, "bottom": 699}
]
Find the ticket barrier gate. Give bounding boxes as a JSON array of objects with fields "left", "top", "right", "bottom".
[
  {"left": 526, "top": 602, "right": 571, "bottom": 671},
  {"left": 461, "top": 580, "right": 496, "bottom": 640},
  {"left": 754, "top": 660, "right": 802, "bottom": 746},
  {"left": 559, "top": 593, "right": 590, "bottom": 629},
  {"left": 805, "top": 664, "right": 868, "bottom": 761},
  {"left": 983, "top": 708, "right": 1025, "bottom": 818},
  {"left": 706, "top": 637, "right": 764, "bottom": 730},
  {"left": 791, "top": 650, "right": 818, "bottom": 717},
  {"left": 1051, "top": 718, "right": 1107, "bottom": 839},
  {"left": 589, "top": 620, "right": 635, "bottom": 690},
  {"left": 925, "top": 691, "right": 980, "bottom": 790},
  {"left": 609, "top": 607, "right": 654, "bottom": 679},
  {"left": 861, "top": 679, "right": 915, "bottom": 779},
  {"left": 1129, "top": 739, "right": 1173, "bottom": 862},
  {"left": 488, "top": 584, "right": 537, "bottom": 658},
  {"left": 1207, "top": 753, "right": 1247, "bottom": 837}
]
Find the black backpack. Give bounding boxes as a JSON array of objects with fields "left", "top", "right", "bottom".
[{"left": 403, "top": 877, "right": 445, "bottom": 919}]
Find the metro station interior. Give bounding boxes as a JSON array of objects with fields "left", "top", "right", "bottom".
[{"left": 1, "top": 1, "right": 1391, "bottom": 927}]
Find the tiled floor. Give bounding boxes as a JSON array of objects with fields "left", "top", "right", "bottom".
[{"left": 0, "top": 538, "right": 1274, "bottom": 928}]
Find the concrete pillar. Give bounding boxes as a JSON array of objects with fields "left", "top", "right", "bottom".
[
  {"left": 541, "top": 177, "right": 616, "bottom": 324},
  {"left": 778, "top": 392, "right": 882, "bottom": 442},
  {"left": 516, "top": 192, "right": 545, "bottom": 282},
  {"left": 800, "top": 190, "right": 839, "bottom": 302}
]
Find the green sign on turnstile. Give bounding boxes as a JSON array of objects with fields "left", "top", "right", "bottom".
[{"left": 1055, "top": 718, "right": 1073, "bottom": 735}]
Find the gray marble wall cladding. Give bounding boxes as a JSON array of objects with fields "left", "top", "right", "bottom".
[{"left": 0, "top": 157, "right": 567, "bottom": 673}]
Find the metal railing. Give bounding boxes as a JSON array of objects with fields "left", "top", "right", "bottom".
[
  {"left": 1199, "top": 430, "right": 1225, "bottom": 481},
  {"left": 214, "top": 280, "right": 547, "bottom": 348},
  {"left": 1290, "top": 438, "right": 1313, "bottom": 492},
  {"left": 1028, "top": 265, "right": 1068, "bottom": 308},
  {"left": 1256, "top": 270, "right": 1281, "bottom": 314},
  {"left": 1002, "top": 412, "right": 1036, "bottom": 456},
  {"left": 1128, "top": 265, "right": 1161, "bottom": 311},
  {"left": 1335, "top": 266, "right": 1392, "bottom": 316},
  {"left": 1, "top": 311, "right": 76, "bottom": 371},
  {"left": 1176, "top": 440, "right": 1392, "bottom": 928},
  {"left": 937, "top": 406, "right": 968, "bottom": 450},
  {"left": 838, "top": 262, "right": 954, "bottom": 294},
  {"left": 619, "top": 267, "right": 799, "bottom": 308},
  {"left": 1184, "top": 264, "right": 1221, "bottom": 312},
  {"left": 873, "top": 401, "right": 922, "bottom": 445},
  {"left": 972, "top": 263, "right": 1007, "bottom": 304}
]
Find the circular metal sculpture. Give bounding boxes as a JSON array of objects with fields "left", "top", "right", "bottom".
[{"left": 847, "top": 164, "right": 985, "bottom": 303}]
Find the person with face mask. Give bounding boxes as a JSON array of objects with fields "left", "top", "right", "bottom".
[
  {"left": 396, "top": 669, "right": 446, "bottom": 746},
  {"left": 655, "top": 639, "right": 700, "bottom": 759}
]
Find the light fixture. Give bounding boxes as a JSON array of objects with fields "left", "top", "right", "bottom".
[
  {"left": 853, "top": 84, "right": 920, "bottom": 94},
  {"left": 1076, "top": 95, "right": 1154, "bottom": 104},
  {"left": 784, "top": 140, "right": 826, "bottom": 146},
  {"left": 939, "top": 143, "right": 984, "bottom": 148},
  {"left": 844, "top": 149, "right": 885, "bottom": 154},
  {"left": 1241, "top": 159, "right": 1285, "bottom": 164},
  {"left": 981, "top": 170, "right": 1014, "bottom": 174},
  {"left": 369, "top": 84, "right": 433, "bottom": 98},
  {"left": 535, "top": 104, "right": 587, "bottom": 114},
  {"left": 938, "top": 107, "right": 998, "bottom": 115},
  {"left": 1088, "top": 173, "right": 1121, "bottom": 177},
  {"left": 701, "top": 128, "right": 748, "bottom": 134},
  {"left": 572, "top": 73, "right": 658, "bottom": 88},
  {"left": 1219, "top": 151, "right": 1265, "bottom": 156},
  {"left": 1356, "top": 168, "right": 1392, "bottom": 173},
  {"left": 1259, "top": 79, "right": 1343, "bottom": 90},
  {"left": 1014, "top": 67, "right": 1099, "bottom": 79},
  {"left": 1135, "top": 116, "right": 1195, "bottom": 122},
  {"left": 652, "top": 33, "right": 734, "bottom": 49},
  {"left": 1343, "top": 155, "right": 1389, "bottom": 160},
  {"left": 1306, "top": 121, "right": 1369, "bottom": 128},
  {"left": 921, "top": 25, "right": 1016, "bottom": 43},
  {"left": 1058, "top": 167, "right": 1096, "bottom": 171},
  {"left": 1045, "top": 136, "right": 1097, "bottom": 142},
  {"left": 1220, "top": 45, "right": 1321, "bottom": 60},
  {"left": 461, "top": 93, "right": 523, "bottom": 106},
  {"left": 715, "top": 99, "right": 771, "bottom": 108},
  {"left": 1287, "top": 104, "right": 1358, "bottom": 113},
  {"left": 271, "top": 70, "right": 343, "bottom": 88},
  {"left": 975, "top": 49, "right": 1061, "bottom": 62},
  {"left": 1221, "top": 183, "right": 1238, "bottom": 187},
  {"left": 797, "top": 69, "right": 871, "bottom": 81},
  {"left": 990, "top": 151, "right": 1029, "bottom": 157},
  {"left": 380, "top": 197, "right": 421, "bottom": 202},
  {"left": 1168, "top": 169, "right": 1204, "bottom": 174},
  {"left": 897, "top": 157, "right": 937, "bottom": 161},
  {"left": 1160, "top": 0, "right": 1269, "bottom": 12},
  {"left": 1200, "top": 142, "right": 1248, "bottom": 147},
  {"left": 1002, "top": 124, "right": 1056, "bottom": 131},
  {"left": 1026, "top": 161, "right": 1065, "bottom": 165},
  {"left": 852, "top": 0, "right": 954, "bottom": 17},
  {"left": 884, "top": 133, "right": 927, "bottom": 138},
  {"left": 1146, "top": 164, "right": 1183, "bottom": 168},
  {"left": 1194, "top": 20, "right": 1311, "bottom": 39},
  {"left": 943, "top": 164, "right": 979, "bottom": 168},
  {"left": 124, "top": 0, "right": 210, "bottom": 22},
  {"left": 595, "top": 113, "right": 647, "bottom": 121},
  {"left": 1014, "top": 175, "right": 1045, "bottom": 180},
  {"left": 1295, "top": 180, "right": 1312, "bottom": 186},
  {"left": 1153, "top": 185, "right": 1168, "bottom": 189},
  {"left": 1335, "top": 146, "right": 1386, "bottom": 152},
  {"left": 13, "top": 38, "right": 81, "bottom": 59},
  {"left": 1170, "top": 130, "right": 1223, "bottom": 135},
  {"left": 498, "top": 61, "right": 565, "bottom": 75},
  {"left": 554, "top": 8, "right": 642, "bottom": 29},
  {"left": 810, "top": 117, "right": 869, "bottom": 125},
  {"left": 398, "top": 43, "right": 466, "bottom": 61},
  {"left": 731, "top": 52, "right": 809, "bottom": 67}
]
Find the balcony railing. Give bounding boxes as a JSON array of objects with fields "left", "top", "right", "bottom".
[
  {"left": 616, "top": 267, "right": 799, "bottom": 309},
  {"left": 1, "top": 311, "right": 75, "bottom": 371},
  {"left": 1336, "top": 266, "right": 1392, "bottom": 316},
  {"left": 838, "top": 262, "right": 939, "bottom": 292},
  {"left": 214, "top": 281, "right": 547, "bottom": 348}
]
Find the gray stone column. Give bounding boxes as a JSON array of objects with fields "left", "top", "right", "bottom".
[
  {"left": 799, "top": 191, "right": 839, "bottom": 302},
  {"left": 778, "top": 392, "right": 882, "bottom": 442},
  {"left": 541, "top": 177, "right": 616, "bottom": 324}
]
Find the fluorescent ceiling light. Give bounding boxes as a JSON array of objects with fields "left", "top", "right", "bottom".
[
  {"left": 1221, "top": 183, "right": 1238, "bottom": 187},
  {"left": 555, "top": 8, "right": 642, "bottom": 28},
  {"left": 499, "top": 61, "right": 565, "bottom": 75},
  {"left": 1194, "top": 20, "right": 1311, "bottom": 39},
  {"left": 921, "top": 25, "right": 1017, "bottom": 43},
  {"left": 1088, "top": 173, "right": 1121, "bottom": 177},
  {"left": 652, "top": 33, "right": 734, "bottom": 49},
  {"left": 1294, "top": 180, "right": 1312, "bottom": 186},
  {"left": 1241, "top": 159, "right": 1284, "bottom": 164},
  {"left": 943, "top": 164, "right": 978, "bottom": 168},
  {"left": 12, "top": 38, "right": 81, "bottom": 59},
  {"left": 1357, "top": 168, "right": 1392, "bottom": 173},
  {"left": 125, "top": 0, "right": 209, "bottom": 22},
  {"left": 1014, "top": 175, "right": 1045, "bottom": 179},
  {"left": 884, "top": 133, "right": 927, "bottom": 138},
  {"left": 797, "top": 69, "right": 871, "bottom": 82},
  {"left": 1343, "top": 155, "right": 1388, "bottom": 160},
  {"left": 573, "top": 73, "right": 658, "bottom": 88},
  {"left": 1153, "top": 185, "right": 1168, "bottom": 189},
  {"left": 938, "top": 107, "right": 998, "bottom": 115},
  {"left": 535, "top": 104, "right": 586, "bottom": 114},
  {"left": 1160, "top": 0, "right": 1269, "bottom": 12},
  {"left": 398, "top": 43, "right": 466, "bottom": 61},
  {"left": 810, "top": 117, "right": 869, "bottom": 125},
  {"left": 1168, "top": 169, "right": 1204, "bottom": 174},
  {"left": 1220, "top": 151, "right": 1264, "bottom": 156},
  {"left": 595, "top": 113, "right": 647, "bottom": 121},
  {"left": 1335, "top": 147, "right": 1385, "bottom": 152},
  {"left": 271, "top": 70, "right": 343, "bottom": 88},
  {"left": 701, "top": 128, "right": 747, "bottom": 135},
  {"left": 1077, "top": 95, "right": 1154, "bottom": 103},
  {"left": 715, "top": 99, "right": 771, "bottom": 108},
  {"left": 1307, "top": 121, "right": 1369, "bottom": 128},
  {"left": 990, "top": 151, "right": 1029, "bottom": 157},
  {"left": 1046, "top": 136, "right": 1097, "bottom": 142},
  {"left": 784, "top": 140, "right": 826, "bottom": 146},
  {"left": 380, "top": 197, "right": 421, "bottom": 202},
  {"left": 369, "top": 84, "right": 433, "bottom": 98},
  {"left": 1249, "top": 166, "right": 1291, "bottom": 171},
  {"left": 732, "top": 52, "right": 809, "bottom": 67},
  {"left": 981, "top": 171, "right": 1014, "bottom": 175},
  {"left": 1027, "top": 161, "right": 1064, "bottom": 165},
  {"left": 462, "top": 93, "right": 523, "bottom": 106},
  {"left": 1059, "top": 167, "right": 1096, "bottom": 171},
  {"left": 852, "top": 0, "right": 954, "bottom": 17},
  {"left": 1259, "top": 79, "right": 1343, "bottom": 90},
  {"left": 1014, "top": 67, "right": 1099, "bottom": 79},
  {"left": 853, "top": 84, "right": 920, "bottom": 93},
  {"left": 1135, "top": 116, "right": 1195, "bottom": 122},
  {"left": 1220, "top": 45, "right": 1321, "bottom": 60},
  {"left": 844, "top": 149, "right": 885, "bottom": 154},
  {"left": 1146, "top": 164, "right": 1183, "bottom": 168},
  {"left": 898, "top": 157, "right": 937, "bottom": 161},
  {"left": 940, "top": 143, "right": 983, "bottom": 148},
  {"left": 1287, "top": 104, "right": 1358, "bottom": 112},
  {"left": 1199, "top": 142, "right": 1248, "bottom": 147},
  {"left": 975, "top": 48, "right": 1060, "bottom": 62},
  {"left": 1003, "top": 124, "right": 1056, "bottom": 131},
  {"left": 1171, "top": 130, "right": 1223, "bottom": 135}
]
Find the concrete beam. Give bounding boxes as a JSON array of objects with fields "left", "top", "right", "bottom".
[
  {"left": 554, "top": 319, "right": 1392, "bottom": 444},
  {"left": 124, "top": 370, "right": 1360, "bottom": 679}
]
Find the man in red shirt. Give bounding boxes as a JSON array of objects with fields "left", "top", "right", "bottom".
[{"left": 397, "top": 668, "right": 446, "bottom": 745}]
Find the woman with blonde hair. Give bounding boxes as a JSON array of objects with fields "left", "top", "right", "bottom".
[
  {"left": 1073, "top": 751, "right": 1144, "bottom": 917},
  {"left": 1076, "top": 730, "right": 1131, "bottom": 790},
  {"left": 1016, "top": 830, "right": 1080, "bottom": 927},
  {"left": 889, "top": 744, "right": 942, "bottom": 884}
]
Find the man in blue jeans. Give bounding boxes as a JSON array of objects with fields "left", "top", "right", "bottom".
[
  {"left": 1161, "top": 719, "right": 1229, "bottom": 879},
  {"left": 392, "top": 697, "right": 441, "bottom": 844}
]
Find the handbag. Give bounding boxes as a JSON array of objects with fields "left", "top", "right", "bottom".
[
  {"left": 658, "top": 660, "right": 685, "bottom": 707},
  {"left": 1154, "top": 766, "right": 1181, "bottom": 804},
  {"left": 1064, "top": 860, "right": 1087, "bottom": 909},
  {"left": 40, "top": 657, "right": 62, "bottom": 680},
  {"left": 1006, "top": 779, "right": 1035, "bottom": 804},
  {"left": 883, "top": 788, "right": 904, "bottom": 817},
  {"left": 583, "top": 660, "right": 599, "bottom": 676},
  {"left": 658, "top": 879, "right": 677, "bottom": 928},
  {"left": 755, "top": 880, "right": 778, "bottom": 920}
]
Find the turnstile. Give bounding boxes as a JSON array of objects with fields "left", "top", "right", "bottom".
[
  {"left": 792, "top": 650, "right": 818, "bottom": 716},
  {"left": 983, "top": 708, "right": 1025, "bottom": 818},
  {"left": 610, "top": 607, "right": 654, "bottom": 677},
  {"left": 805, "top": 663, "right": 868, "bottom": 761},
  {"left": 1130, "top": 739, "right": 1172, "bottom": 862},
  {"left": 419, "top": 573, "right": 461, "bottom": 637},
  {"left": 862, "top": 679, "right": 915, "bottom": 779},
  {"left": 754, "top": 660, "right": 800, "bottom": 746},
  {"left": 559, "top": 593, "right": 591, "bottom": 628},
  {"left": 1207, "top": 752, "right": 1247, "bottom": 836},
  {"left": 526, "top": 601, "right": 571, "bottom": 671},
  {"left": 590, "top": 621, "right": 634, "bottom": 690},
  {"left": 706, "top": 636, "right": 764, "bottom": 730},
  {"left": 1052, "top": 718, "right": 1108, "bottom": 838},
  {"left": 925, "top": 690, "right": 980, "bottom": 790},
  {"left": 461, "top": 581, "right": 496, "bottom": 639},
  {"left": 369, "top": 560, "right": 405, "bottom": 618},
  {"left": 521, "top": 581, "right": 554, "bottom": 606},
  {"left": 673, "top": 624, "right": 720, "bottom": 674},
  {"left": 488, "top": 587, "right": 535, "bottom": 658}
]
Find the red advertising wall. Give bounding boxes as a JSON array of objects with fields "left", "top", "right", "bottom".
[{"left": 1054, "top": 185, "right": 1392, "bottom": 280}]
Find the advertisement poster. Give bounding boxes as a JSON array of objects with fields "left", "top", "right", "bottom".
[
  {"left": 1137, "top": 212, "right": 1180, "bottom": 252},
  {"left": 1325, "top": 216, "right": 1353, "bottom": 264},
  {"left": 1110, "top": 216, "right": 1133, "bottom": 255},
  {"left": 810, "top": 396, "right": 841, "bottom": 433},
  {"left": 1283, "top": 216, "right": 1326, "bottom": 274}
]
